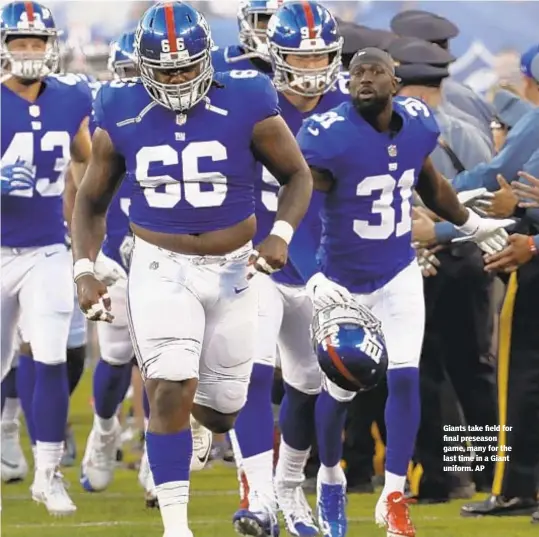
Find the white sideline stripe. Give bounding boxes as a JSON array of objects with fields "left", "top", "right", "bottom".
[
  {"left": 3, "top": 489, "right": 238, "bottom": 500},
  {"left": 8, "top": 516, "right": 443, "bottom": 529}
]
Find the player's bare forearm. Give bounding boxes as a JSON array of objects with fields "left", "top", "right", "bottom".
[
  {"left": 252, "top": 115, "right": 313, "bottom": 228},
  {"left": 71, "top": 128, "right": 126, "bottom": 262},
  {"left": 63, "top": 166, "right": 77, "bottom": 231},
  {"left": 69, "top": 116, "right": 92, "bottom": 187},
  {"left": 416, "top": 156, "right": 468, "bottom": 226}
]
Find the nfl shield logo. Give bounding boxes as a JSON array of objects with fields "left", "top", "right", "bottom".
[
  {"left": 176, "top": 114, "right": 187, "bottom": 126},
  {"left": 388, "top": 145, "right": 397, "bottom": 158}
]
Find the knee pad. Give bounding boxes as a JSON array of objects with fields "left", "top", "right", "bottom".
[
  {"left": 142, "top": 343, "right": 199, "bottom": 382},
  {"left": 323, "top": 376, "right": 356, "bottom": 403},
  {"left": 100, "top": 337, "right": 134, "bottom": 366},
  {"left": 195, "top": 372, "right": 249, "bottom": 415}
]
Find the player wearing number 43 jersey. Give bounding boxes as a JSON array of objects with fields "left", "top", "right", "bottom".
[
  {"left": 295, "top": 48, "right": 514, "bottom": 537},
  {"left": 0, "top": 0, "right": 92, "bottom": 516},
  {"left": 70, "top": 2, "right": 312, "bottom": 537},
  {"left": 219, "top": 3, "right": 349, "bottom": 537}
]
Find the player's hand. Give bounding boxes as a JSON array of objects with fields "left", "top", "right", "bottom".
[
  {"left": 512, "top": 171, "right": 539, "bottom": 208},
  {"left": 457, "top": 187, "right": 494, "bottom": 213},
  {"left": 1, "top": 161, "right": 35, "bottom": 195},
  {"left": 484, "top": 234, "right": 537, "bottom": 273},
  {"left": 452, "top": 211, "right": 514, "bottom": 254},
  {"left": 412, "top": 207, "right": 436, "bottom": 247},
  {"left": 247, "top": 235, "right": 288, "bottom": 279},
  {"left": 306, "top": 272, "right": 353, "bottom": 310},
  {"left": 482, "top": 175, "right": 518, "bottom": 218},
  {"left": 416, "top": 246, "right": 441, "bottom": 277},
  {"left": 76, "top": 275, "right": 114, "bottom": 323}
]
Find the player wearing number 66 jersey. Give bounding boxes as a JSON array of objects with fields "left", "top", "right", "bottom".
[
  {"left": 296, "top": 48, "right": 515, "bottom": 537},
  {"left": 70, "top": 3, "right": 312, "bottom": 537},
  {"left": 0, "top": 0, "right": 92, "bottom": 516}
]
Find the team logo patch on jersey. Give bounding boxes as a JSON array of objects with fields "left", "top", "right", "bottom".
[
  {"left": 387, "top": 145, "right": 397, "bottom": 158},
  {"left": 176, "top": 114, "right": 187, "bottom": 126}
]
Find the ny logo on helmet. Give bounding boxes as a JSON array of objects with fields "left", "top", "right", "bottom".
[
  {"left": 17, "top": 11, "right": 47, "bottom": 30},
  {"left": 359, "top": 331, "right": 384, "bottom": 364}
]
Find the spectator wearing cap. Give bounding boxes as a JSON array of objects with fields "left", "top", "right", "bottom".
[
  {"left": 388, "top": 37, "right": 498, "bottom": 503},
  {"left": 340, "top": 23, "right": 396, "bottom": 70},
  {"left": 390, "top": 9, "right": 496, "bottom": 145},
  {"left": 459, "top": 45, "right": 539, "bottom": 521}
]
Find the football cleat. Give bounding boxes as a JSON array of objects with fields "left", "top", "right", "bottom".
[
  {"left": 138, "top": 447, "right": 158, "bottom": 509},
  {"left": 276, "top": 479, "right": 318, "bottom": 536},
  {"left": 190, "top": 415, "right": 212, "bottom": 471},
  {"left": 1, "top": 421, "right": 28, "bottom": 482},
  {"left": 80, "top": 418, "right": 121, "bottom": 492},
  {"left": 31, "top": 468, "right": 76, "bottom": 515},
  {"left": 317, "top": 478, "right": 346, "bottom": 537},
  {"left": 375, "top": 491, "right": 416, "bottom": 537}
]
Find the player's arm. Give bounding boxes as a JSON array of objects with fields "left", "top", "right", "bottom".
[
  {"left": 71, "top": 128, "right": 126, "bottom": 263},
  {"left": 310, "top": 167, "right": 334, "bottom": 192},
  {"left": 416, "top": 156, "right": 468, "bottom": 225},
  {"left": 63, "top": 165, "right": 76, "bottom": 231},
  {"left": 69, "top": 116, "right": 92, "bottom": 188},
  {"left": 252, "top": 115, "right": 313, "bottom": 231}
]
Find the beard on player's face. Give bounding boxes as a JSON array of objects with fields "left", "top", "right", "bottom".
[{"left": 352, "top": 91, "right": 391, "bottom": 118}]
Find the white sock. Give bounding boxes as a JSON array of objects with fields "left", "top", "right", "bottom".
[
  {"left": 32, "top": 444, "right": 37, "bottom": 464},
  {"left": 318, "top": 463, "right": 346, "bottom": 485},
  {"left": 94, "top": 414, "right": 116, "bottom": 434},
  {"left": 156, "top": 481, "right": 190, "bottom": 533},
  {"left": 275, "top": 440, "right": 310, "bottom": 485},
  {"left": 242, "top": 450, "right": 276, "bottom": 509},
  {"left": 144, "top": 418, "right": 149, "bottom": 431},
  {"left": 382, "top": 471, "right": 406, "bottom": 497},
  {"left": 35, "top": 441, "right": 63, "bottom": 471},
  {"left": 2, "top": 397, "right": 20, "bottom": 423}
]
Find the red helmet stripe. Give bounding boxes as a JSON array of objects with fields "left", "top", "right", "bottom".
[
  {"left": 24, "top": 1, "right": 35, "bottom": 26},
  {"left": 301, "top": 1, "right": 316, "bottom": 39},
  {"left": 325, "top": 337, "right": 363, "bottom": 389},
  {"left": 164, "top": 3, "right": 178, "bottom": 53}
]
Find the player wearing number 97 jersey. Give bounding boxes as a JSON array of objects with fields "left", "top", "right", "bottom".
[
  {"left": 70, "top": 3, "right": 312, "bottom": 536},
  {"left": 0, "top": 0, "right": 92, "bottom": 517},
  {"left": 297, "top": 48, "right": 515, "bottom": 537}
]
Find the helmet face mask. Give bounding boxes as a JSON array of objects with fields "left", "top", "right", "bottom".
[
  {"left": 1, "top": 2, "right": 60, "bottom": 81},
  {"left": 237, "top": 0, "right": 282, "bottom": 63},
  {"left": 266, "top": 1, "right": 343, "bottom": 97},
  {"left": 108, "top": 31, "right": 138, "bottom": 80},
  {"left": 312, "top": 302, "right": 388, "bottom": 392},
  {"left": 135, "top": 2, "right": 214, "bottom": 113}
]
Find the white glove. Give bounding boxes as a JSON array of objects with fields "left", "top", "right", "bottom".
[
  {"left": 452, "top": 209, "right": 514, "bottom": 254},
  {"left": 475, "top": 228, "right": 509, "bottom": 255},
  {"left": 457, "top": 188, "right": 494, "bottom": 216},
  {"left": 119, "top": 234, "right": 134, "bottom": 269},
  {"left": 416, "top": 247, "right": 440, "bottom": 277},
  {"left": 306, "top": 272, "right": 352, "bottom": 310},
  {"left": 94, "top": 251, "right": 128, "bottom": 286}
]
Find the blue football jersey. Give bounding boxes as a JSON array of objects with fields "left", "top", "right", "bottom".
[
  {"left": 211, "top": 45, "right": 273, "bottom": 75},
  {"left": 93, "top": 71, "right": 279, "bottom": 235},
  {"left": 298, "top": 96, "right": 440, "bottom": 293},
  {"left": 1, "top": 74, "right": 92, "bottom": 247},
  {"left": 257, "top": 76, "right": 350, "bottom": 286}
]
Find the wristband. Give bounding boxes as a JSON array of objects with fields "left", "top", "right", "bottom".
[
  {"left": 73, "top": 258, "right": 95, "bottom": 283},
  {"left": 528, "top": 236, "right": 538, "bottom": 256},
  {"left": 270, "top": 220, "right": 294, "bottom": 245},
  {"left": 455, "top": 208, "right": 481, "bottom": 235}
]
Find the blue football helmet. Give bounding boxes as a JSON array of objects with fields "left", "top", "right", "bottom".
[
  {"left": 267, "top": 1, "right": 343, "bottom": 96},
  {"left": 312, "top": 302, "right": 388, "bottom": 392},
  {"left": 108, "top": 30, "right": 137, "bottom": 79},
  {"left": 0, "top": 1, "right": 60, "bottom": 80},
  {"left": 135, "top": 1, "right": 213, "bottom": 112},
  {"left": 237, "top": 0, "right": 284, "bottom": 63}
]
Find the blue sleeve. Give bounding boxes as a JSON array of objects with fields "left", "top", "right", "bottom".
[
  {"left": 297, "top": 118, "right": 338, "bottom": 176},
  {"left": 521, "top": 149, "right": 539, "bottom": 224},
  {"left": 92, "top": 83, "right": 109, "bottom": 132},
  {"left": 246, "top": 73, "right": 280, "bottom": 125},
  {"left": 434, "top": 221, "right": 464, "bottom": 243},
  {"left": 287, "top": 191, "right": 323, "bottom": 280},
  {"left": 452, "top": 110, "right": 539, "bottom": 192}
]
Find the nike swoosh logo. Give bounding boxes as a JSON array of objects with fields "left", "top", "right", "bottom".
[
  {"left": 308, "top": 127, "right": 319, "bottom": 136},
  {"left": 1, "top": 458, "right": 19, "bottom": 469},
  {"left": 234, "top": 286, "right": 248, "bottom": 294},
  {"left": 197, "top": 442, "right": 212, "bottom": 464},
  {"left": 44, "top": 251, "right": 59, "bottom": 258}
]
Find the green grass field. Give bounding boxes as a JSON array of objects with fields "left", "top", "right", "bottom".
[{"left": 2, "top": 370, "right": 537, "bottom": 537}]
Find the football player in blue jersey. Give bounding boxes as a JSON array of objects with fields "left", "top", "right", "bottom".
[
  {"left": 296, "top": 48, "right": 513, "bottom": 537},
  {"left": 211, "top": 0, "right": 280, "bottom": 74},
  {"left": 70, "top": 3, "right": 312, "bottom": 536},
  {"left": 227, "top": 3, "right": 348, "bottom": 537},
  {"left": 0, "top": 0, "right": 92, "bottom": 515}
]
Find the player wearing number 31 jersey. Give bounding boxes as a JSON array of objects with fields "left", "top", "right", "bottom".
[
  {"left": 296, "top": 48, "right": 514, "bottom": 537},
  {"left": 70, "top": 2, "right": 312, "bottom": 537},
  {"left": 0, "top": 0, "right": 92, "bottom": 517}
]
